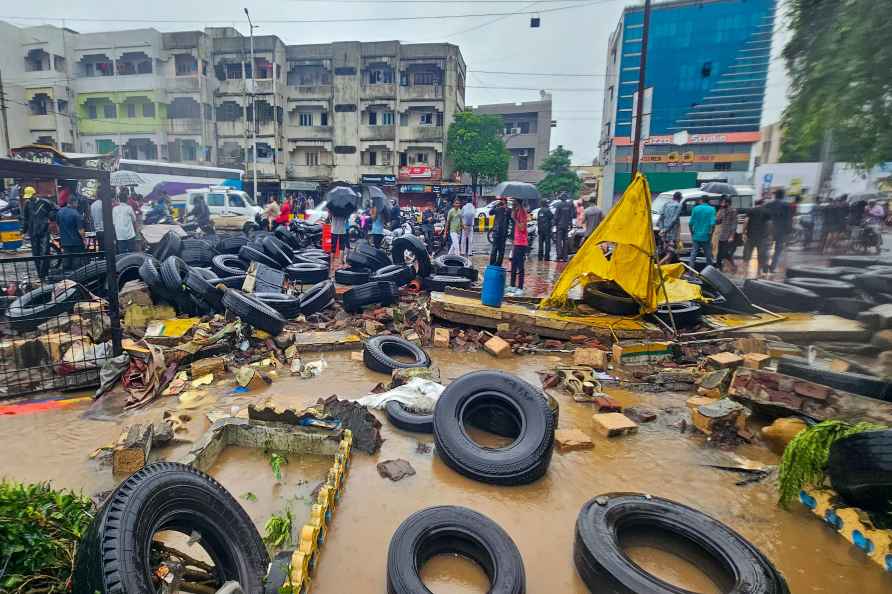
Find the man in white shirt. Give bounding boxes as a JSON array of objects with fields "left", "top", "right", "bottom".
[
  {"left": 460, "top": 199, "right": 476, "bottom": 256},
  {"left": 112, "top": 197, "right": 138, "bottom": 254}
]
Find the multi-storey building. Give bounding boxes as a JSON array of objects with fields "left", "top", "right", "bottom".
[
  {"left": 472, "top": 93, "right": 552, "bottom": 184},
  {"left": 598, "top": 0, "right": 776, "bottom": 205}
]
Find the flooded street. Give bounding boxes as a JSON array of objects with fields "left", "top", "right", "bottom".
[{"left": 1, "top": 348, "right": 888, "bottom": 593}]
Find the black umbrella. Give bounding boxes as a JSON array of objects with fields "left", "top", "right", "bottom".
[
  {"left": 700, "top": 182, "right": 737, "bottom": 196},
  {"left": 365, "top": 185, "right": 388, "bottom": 211},
  {"left": 325, "top": 186, "right": 359, "bottom": 217},
  {"left": 494, "top": 181, "right": 541, "bottom": 203}
]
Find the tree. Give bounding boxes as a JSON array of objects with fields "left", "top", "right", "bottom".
[
  {"left": 537, "top": 145, "right": 581, "bottom": 198},
  {"left": 781, "top": 0, "right": 892, "bottom": 169},
  {"left": 446, "top": 111, "right": 510, "bottom": 198}
]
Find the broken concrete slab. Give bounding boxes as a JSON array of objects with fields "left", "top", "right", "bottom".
[
  {"left": 377, "top": 459, "right": 416, "bottom": 481},
  {"left": 699, "top": 368, "right": 731, "bottom": 390},
  {"left": 690, "top": 397, "right": 748, "bottom": 437},
  {"left": 573, "top": 348, "right": 609, "bottom": 369},
  {"left": 743, "top": 352, "right": 771, "bottom": 369},
  {"left": 291, "top": 329, "right": 361, "bottom": 352},
  {"left": 555, "top": 429, "right": 594, "bottom": 451},
  {"left": 433, "top": 327, "right": 451, "bottom": 348},
  {"left": 592, "top": 412, "right": 639, "bottom": 438},
  {"left": 707, "top": 352, "right": 743, "bottom": 369},
  {"left": 484, "top": 335, "right": 512, "bottom": 358},
  {"left": 624, "top": 406, "right": 657, "bottom": 424}
]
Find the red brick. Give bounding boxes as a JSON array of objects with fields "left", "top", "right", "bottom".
[{"left": 592, "top": 395, "right": 622, "bottom": 413}]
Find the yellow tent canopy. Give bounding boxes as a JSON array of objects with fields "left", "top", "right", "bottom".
[{"left": 540, "top": 173, "right": 701, "bottom": 313}]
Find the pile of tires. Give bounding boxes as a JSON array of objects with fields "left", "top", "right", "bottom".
[
  {"left": 363, "top": 335, "right": 431, "bottom": 374},
  {"left": 180, "top": 238, "right": 216, "bottom": 267},
  {"left": 299, "top": 280, "right": 336, "bottom": 316},
  {"left": 222, "top": 289, "right": 287, "bottom": 335},
  {"left": 343, "top": 281, "right": 399, "bottom": 314},
  {"left": 428, "top": 253, "right": 478, "bottom": 285},
  {"left": 783, "top": 263, "right": 892, "bottom": 316},
  {"left": 391, "top": 235, "right": 432, "bottom": 278},
  {"left": 334, "top": 242, "right": 396, "bottom": 287},
  {"left": 828, "top": 429, "right": 892, "bottom": 512},
  {"left": 742, "top": 279, "right": 821, "bottom": 312},
  {"left": 433, "top": 370, "right": 555, "bottom": 485},
  {"left": 574, "top": 493, "right": 789, "bottom": 593},
  {"left": 582, "top": 282, "right": 638, "bottom": 316},
  {"left": 5, "top": 283, "right": 84, "bottom": 332}
]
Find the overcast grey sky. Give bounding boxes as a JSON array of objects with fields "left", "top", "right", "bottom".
[{"left": 3, "top": 0, "right": 625, "bottom": 164}]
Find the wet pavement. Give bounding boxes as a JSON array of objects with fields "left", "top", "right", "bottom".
[{"left": 1, "top": 348, "right": 889, "bottom": 593}]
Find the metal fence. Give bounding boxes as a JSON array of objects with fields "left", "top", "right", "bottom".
[{"left": 0, "top": 252, "right": 117, "bottom": 398}]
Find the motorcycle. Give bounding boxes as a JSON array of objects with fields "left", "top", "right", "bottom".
[{"left": 851, "top": 223, "right": 883, "bottom": 254}]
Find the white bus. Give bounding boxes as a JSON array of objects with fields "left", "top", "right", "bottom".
[{"left": 116, "top": 159, "right": 244, "bottom": 203}]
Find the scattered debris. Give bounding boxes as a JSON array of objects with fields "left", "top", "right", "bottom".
[
  {"left": 377, "top": 458, "right": 416, "bottom": 481},
  {"left": 624, "top": 406, "right": 657, "bottom": 424},
  {"left": 433, "top": 327, "right": 451, "bottom": 348},
  {"left": 483, "top": 335, "right": 512, "bottom": 358},
  {"left": 707, "top": 352, "right": 744, "bottom": 369},
  {"left": 592, "top": 412, "right": 639, "bottom": 438},
  {"left": 555, "top": 429, "right": 595, "bottom": 451},
  {"left": 415, "top": 441, "right": 432, "bottom": 454},
  {"left": 573, "top": 347, "right": 609, "bottom": 369},
  {"left": 112, "top": 423, "right": 154, "bottom": 476}
]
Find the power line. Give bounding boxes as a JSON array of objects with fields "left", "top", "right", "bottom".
[
  {"left": 441, "top": 0, "right": 541, "bottom": 39},
  {"left": 1, "top": 3, "right": 597, "bottom": 25}
]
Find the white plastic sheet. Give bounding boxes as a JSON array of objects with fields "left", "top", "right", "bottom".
[{"left": 356, "top": 378, "right": 445, "bottom": 413}]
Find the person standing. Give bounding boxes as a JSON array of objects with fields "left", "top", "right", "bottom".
[
  {"left": 90, "top": 196, "right": 105, "bottom": 252},
  {"left": 688, "top": 196, "right": 716, "bottom": 268},
  {"left": 489, "top": 196, "right": 509, "bottom": 266},
  {"left": 421, "top": 207, "right": 435, "bottom": 252},
  {"left": 742, "top": 199, "right": 772, "bottom": 276},
  {"left": 509, "top": 200, "right": 529, "bottom": 295},
  {"left": 22, "top": 187, "right": 57, "bottom": 279},
  {"left": 715, "top": 196, "right": 738, "bottom": 272},
  {"left": 263, "top": 196, "right": 281, "bottom": 231},
  {"left": 369, "top": 196, "right": 387, "bottom": 249},
  {"left": 112, "top": 195, "right": 138, "bottom": 254},
  {"left": 583, "top": 200, "right": 603, "bottom": 239},
  {"left": 656, "top": 192, "right": 683, "bottom": 264},
  {"left": 445, "top": 199, "right": 463, "bottom": 255},
  {"left": 57, "top": 196, "right": 85, "bottom": 270},
  {"left": 389, "top": 199, "right": 402, "bottom": 231},
  {"left": 764, "top": 188, "right": 792, "bottom": 272},
  {"left": 536, "top": 200, "right": 553, "bottom": 260},
  {"left": 554, "top": 193, "right": 574, "bottom": 261},
  {"left": 328, "top": 206, "right": 349, "bottom": 266},
  {"left": 460, "top": 198, "right": 476, "bottom": 256}
]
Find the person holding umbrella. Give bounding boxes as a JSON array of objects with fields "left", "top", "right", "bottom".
[
  {"left": 323, "top": 185, "right": 360, "bottom": 263},
  {"left": 489, "top": 195, "right": 509, "bottom": 266},
  {"left": 509, "top": 198, "right": 530, "bottom": 295}
]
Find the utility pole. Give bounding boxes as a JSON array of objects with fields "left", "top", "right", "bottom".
[
  {"left": 630, "top": 0, "right": 652, "bottom": 177},
  {"left": 0, "top": 68, "right": 10, "bottom": 155},
  {"left": 245, "top": 8, "right": 259, "bottom": 201}
]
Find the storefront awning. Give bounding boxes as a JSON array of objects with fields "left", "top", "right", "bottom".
[{"left": 282, "top": 181, "right": 320, "bottom": 191}]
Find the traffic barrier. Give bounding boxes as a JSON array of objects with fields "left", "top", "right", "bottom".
[
  {"left": 475, "top": 214, "right": 495, "bottom": 232},
  {"left": 284, "top": 429, "right": 353, "bottom": 593},
  {"left": 801, "top": 487, "right": 892, "bottom": 572}
]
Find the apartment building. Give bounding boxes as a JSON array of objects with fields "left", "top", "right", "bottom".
[{"left": 472, "top": 92, "right": 552, "bottom": 184}]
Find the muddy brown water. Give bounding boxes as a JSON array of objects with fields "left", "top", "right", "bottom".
[{"left": 0, "top": 349, "right": 888, "bottom": 593}]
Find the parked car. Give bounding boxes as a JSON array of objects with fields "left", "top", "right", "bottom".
[
  {"left": 651, "top": 188, "right": 754, "bottom": 245},
  {"left": 182, "top": 188, "right": 262, "bottom": 230}
]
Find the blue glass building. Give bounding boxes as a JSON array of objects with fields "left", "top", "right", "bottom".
[{"left": 599, "top": 0, "right": 776, "bottom": 203}]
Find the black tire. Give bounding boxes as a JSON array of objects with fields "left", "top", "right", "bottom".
[
  {"left": 786, "top": 277, "right": 855, "bottom": 298},
  {"left": 222, "top": 289, "right": 287, "bottom": 335},
  {"left": 274, "top": 226, "right": 301, "bottom": 250},
  {"left": 242, "top": 221, "right": 259, "bottom": 234},
  {"left": 212, "top": 254, "right": 250, "bottom": 277},
  {"left": 299, "top": 280, "right": 336, "bottom": 316},
  {"left": 829, "top": 255, "right": 879, "bottom": 268},
  {"left": 253, "top": 292, "right": 302, "bottom": 319},
  {"left": 828, "top": 430, "right": 892, "bottom": 511},
  {"left": 153, "top": 230, "right": 182, "bottom": 261},
  {"left": 422, "top": 275, "right": 472, "bottom": 292},
  {"left": 435, "top": 254, "right": 471, "bottom": 269},
  {"left": 262, "top": 236, "right": 295, "bottom": 268},
  {"left": 433, "top": 370, "right": 555, "bottom": 485},
  {"left": 285, "top": 262, "right": 329, "bottom": 284},
  {"left": 821, "top": 297, "right": 873, "bottom": 320},
  {"left": 343, "top": 281, "right": 399, "bottom": 313},
  {"left": 384, "top": 401, "right": 433, "bottom": 433},
  {"left": 239, "top": 245, "right": 282, "bottom": 269},
  {"left": 391, "top": 235, "right": 432, "bottom": 278},
  {"left": 180, "top": 238, "right": 215, "bottom": 267},
  {"left": 574, "top": 493, "right": 789, "bottom": 594},
  {"left": 355, "top": 242, "right": 392, "bottom": 270},
  {"left": 465, "top": 394, "right": 559, "bottom": 439},
  {"left": 786, "top": 265, "right": 862, "bottom": 280},
  {"left": 217, "top": 234, "right": 249, "bottom": 254},
  {"left": 776, "top": 356, "right": 892, "bottom": 401},
  {"left": 185, "top": 269, "right": 224, "bottom": 311},
  {"left": 853, "top": 272, "right": 892, "bottom": 296},
  {"left": 655, "top": 301, "right": 702, "bottom": 328},
  {"left": 434, "top": 264, "right": 479, "bottom": 282},
  {"left": 5, "top": 284, "right": 81, "bottom": 331},
  {"left": 71, "top": 461, "right": 269, "bottom": 594},
  {"left": 210, "top": 275, "right": 247, "bottom": 290},
  {"left": 386, "top": 506, "right": 525, "bottom": 594},
  {"left": 292, "top": 252, "right": 330, "bottom": 266},
  {"left": 371, "top": 264, "right": 416, "bottom": 287},
  {"left": 335, "top": 267, "right": 371, "bottom": 285},
  {"left": 160, "top": 256, "right": 190, "bottom": 292},
  {"left": 700, "top": 265, "right": 756, "bottom": 312},
  {"left": 139, "top": 256, "right": 173, "bottom": 301},
  {"left": 582, "top": 282, "right": 639, "bottom": 316},
  {"left": 743, "top": 279, "right": 820, "bottom": 312},
  {"left": 116, "top": 252, "right": 148, "bottom": 286},
  {"left": 347, "top": 250, "right": 386, "bottom": 272},
  {"left": 69, "top": 260, "right": 109, "bottom": 294},
  {"left": 364, "top": 335, "right": 431, "bottom": 374}
]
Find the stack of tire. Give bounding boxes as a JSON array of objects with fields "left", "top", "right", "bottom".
[
  {"left": 139, "top": 255, "right": 221, "bottom": 316},
  {"left": 423, "top": 253, "right": 475, "bottom": 292},
  {"left": 4, "top": 282, "right": 86, "bottom": 332}
]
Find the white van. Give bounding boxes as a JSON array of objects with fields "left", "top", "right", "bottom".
[
  {"left": 651, "top": 188, "right": 754, "bottom": 245},
  {"left": 183, "top": 188, "right": 263, "bottom": 230}
]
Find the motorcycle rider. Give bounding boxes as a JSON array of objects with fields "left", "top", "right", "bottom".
[
  {"left": 489, "top": 195, "right": 509, "bottom": 266},
  {"left": 190, "top": 194, "right": 214, "bottom": 235}
]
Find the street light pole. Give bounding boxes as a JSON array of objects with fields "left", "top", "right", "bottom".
[
  {"left": 630, "top": 0, "right": 652, "bottom": 177},
  {"left": 244, "top": 8, "right": 259, "bottom": 202}
]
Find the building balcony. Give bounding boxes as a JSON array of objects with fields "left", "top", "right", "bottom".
[
  {"left": 504, "top": 133, "right": 539, "bottom": 149},
  {"left": 75, "top": 73, "right": 163, "bottom": 94},
  {"left": 216, "top": 120, "right": 246, "bottom": 138},
  {"left": 287, "top": 164, "right": 334, "bottom": 179},
  {"left": 246, "top": 161, "right": 283, "bottom": 179},
  {"left": 361, "top": 83, "right": 396, "bottom": 99},
  {"left": 400, "top": 85, "right": 443, "bottom": 101},
  {"left": 285, "top": 125, "right": 332, "bottom": 140},
  {"left": 78, "top": 117, "right": 163, "bottom": 135},
  {"left": 250, "top": 79, "right": 276, "bottom": 95},
  {"left": 361, "top": 165, "right": 396, "bottom": 176},
  {"left": 401, "top": 126, "right": 444, "bottom": 142},
  {"left": 287, "top": 85, "right": 333, "bottom": 100},
  {"left": 254, "top": 121, "right": 280, "bottom": 137},
  {"left": 27, "top": 114, "right": 57, "bottom": 131},
  {"left": 216, "top": 78, "right": 249, "bottom": 96},
  {"left": 360, "top": 125, "right": 395, "bottom": 141},
  {"left": 167, "top": 118, "right": 203, "bottom": 135},
  {"left": 167, "top": 76, "right": 201, "bottom": 93}
]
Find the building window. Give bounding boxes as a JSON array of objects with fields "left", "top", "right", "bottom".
[
  {"left": 368, "top": 111, "right": 377, "bottom": 126},
  {"left": 255, "top": 58, "right": 273, "bottom": 79},
  {"left": 368, "top": 151, "right": 377, "bottom": 166},
  {"left": 126, "top": 104, "right": 136, "bottom": 118},
  {"left": 57, "top": 99, "right": 68, "bottom": 113},
  {"left": 713, "top": 162, "right": 732, "bottom": 171},
  {"left": 103, "top": 104, "right": 117, "bottom": 119},
  {"left": 175, "top": 54, "right": 198, "bottom": 75},
  {"left": 382, "top": 111, "right": 394, "bottom": 125},
  {"left": 87, "top": 104, "right": 97, "bottom": 119},
  {"left": 518, "top": 121, "right": 530, "bottom": 134},
  {"left": 436, "top": 112, "right": 444, "bottom": 127},
  {"left": 143, "top": 103, "right": 155, "bottom": 118},
  {"left": 414, "top": 71, "right": 440, "bottom": 85},
  {"left": 382, "top": 150, "right": 392, "bottom": 166},
  {"left": 321, "top": 112, "right": 328, "bottom": 126},
  {"left": 400, "top": 112, "right": 409, "bottom": 126},
  {"left": 299, "top": 112, "right": 313, "bottom": 126},
  {"left": 225, "top": 63, "right": 243, "bottom": 79},
  {"left": 369, "top": 68, "right": 393, "bottom": 84},
  {"left": 416, "top": 152, "right": 428, "bottom": 164},
  {"left": 305, "top": 151, "right": 320, "bottom": 166},
  {"left": 420, "top": 112, "right": 434, "bottom": 126},
  {"left": 518, "top": 155, "right": 530, "bottom": 170},
  {"left": 400, "top": 71, "right": 409, "bottom": 86},
  {"left": 400, "top": 152, "right": 408, "bottom": 166}
]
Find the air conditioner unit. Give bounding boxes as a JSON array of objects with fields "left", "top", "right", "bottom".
[
  {"left": 510, "top": 128, "right": 522, "bottom": 135},
  {"left": 515, "top": 149, "right": 530, "bottom": 157}
]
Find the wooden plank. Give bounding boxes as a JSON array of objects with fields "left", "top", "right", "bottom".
[
  {"left": 112, "top": 424, "right": 154, "bottom": 476},
  {"left": 729, "top": 368, "right": 892, "bottom": 426},
  {"left": 291, "top": 329, "right": 362, "bottom": 352},
  {"left": 708, "top": 313, "right": 869, "bottom": 343}
]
